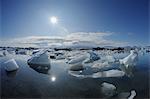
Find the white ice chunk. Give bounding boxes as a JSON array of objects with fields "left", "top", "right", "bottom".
[
  {"left": 101, "top": 82, "right": 117, "bottom": 97},
  {"left": 92, "top": 69, "right": 125, "bottom": 78},
  {"left": 84, "top": 51, "right": 100, "bottom": 63},
  {"left": 0, "top": 51, "right": 4, "bottom": 57},
  {"left": 105, "top": 55, "right": 116, "bottom": 63},
  {"left": 128, "top": 90, "right": 136, "bottom": 99},
  {"left": 68, "top": 54, "right": 88, "bottom": 64},
  {"left": 4, "top": 59, "right": 19, "bottom": 71},
  {"left": 92, "top": 61, "right": 110, "bottom": 69},
  {"left": 27, "top": 51, "right": 51, "bottom": 66},
  {"left": 119, "top": 50, "right": 138, "bottom": 68},
  {"left": 3, "top": 50, "right": 10, "bottom": 56},
  {"left": 69, "top": 69, "right": 125, "bottom": 78},
  {"left": 69, "top": 62, "right": 84, "bottom": 71}
]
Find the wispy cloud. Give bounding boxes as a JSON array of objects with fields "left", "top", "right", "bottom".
[{"left": 0, "top": 32, "right": 127, "bottom": 48}]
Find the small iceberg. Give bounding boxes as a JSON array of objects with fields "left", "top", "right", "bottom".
[
  {"left": 69, "top": 62, "right": 85, "bottom": 71},
  {"left": 105, "top": 55, "right": 116, "bottom": 63},
  {"left": 92, "top": 69, "right": 125, "bottom": 78},
  {"left": 4, "top": 59, "right": 19, "bottom": 72},
  {"left": 92, "top": 61, "right": 110, "bottom": 69},
  {"left": 0, "top": 51, "right": 4, "bottom": 57},
  {"left": 3, "top": 50, "right": 10, "bottom": 56},
  {"left": 101, "top": 82, "right": 117, "bottom": 97},
  {"left": 119, "top": 50, "right": 138, "bottom": 68},
  {"left": 67, "top": 54, "right": 88, "bottom": 64},
  {"left": 128, "top": 90, "right": 136, "bottom": 99},
  {"left": 67, "top": 51, "right": 100, "bottom": 71},
  {"left": 118, "top": 90, "right": 137, "bottom": 99},
  {"left": 27, "top": 50, "right": 51, "bottom": 66},
  {"left": 27, "top": 50, "right": 51, "bottom": 74},
  {"left": 84, "top": 51, "right": 100, "bottom": 63},
  {"left": 68, "top": 69, "right": 125, "bottom": 78},
  {"left": 68, "top": 54, "right": 88, "bottom": 71}
]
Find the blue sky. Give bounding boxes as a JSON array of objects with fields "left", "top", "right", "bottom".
[{"left": 1, "top": 0, "right": 149, "bottom": 46}]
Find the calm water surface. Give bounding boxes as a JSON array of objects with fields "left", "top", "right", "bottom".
[{"left": 0, "top": 53, "right": 149, "bottom": 98}]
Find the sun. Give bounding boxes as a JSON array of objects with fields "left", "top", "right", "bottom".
[{"left": 50, "top": 16, "right": 58, "bottom": 24}]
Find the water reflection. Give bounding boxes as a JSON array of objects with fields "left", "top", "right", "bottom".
[
  {"left": 6, "top": 70, "right": 18, "bottom": 77},
  {"left": 28, "top": 64, "right": 51, "bottom": 74},
  {"left": 51, "top": 76, "right": 56, "bottom": 82},
  {"left": 120, "top": 64, "right": 135, "bottom": 77}
]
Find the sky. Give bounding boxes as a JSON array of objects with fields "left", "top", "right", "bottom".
[{"left": 1, "top": 0, "right": 149, "bottom": 47}]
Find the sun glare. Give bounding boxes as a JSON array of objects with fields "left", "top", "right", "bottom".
[{"left": 50, "top": 16, "right": 58, "bottom": 24}]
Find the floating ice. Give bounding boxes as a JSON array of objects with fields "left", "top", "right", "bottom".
[
  {"left": 56, "top": 54, "right": 65, "bottom": 60},
  {"left": 0, "top": 51, "right": 4, "bottom": 57},
  {"left": 68, "top": 69, "right": 125, "bottom": 78},
  {"left": 128, "top": 90, "right": 136, "bottom": 99},
  {"left": 101, "top": 82, "right": 117, "bottom": 97},
  {"left": 69, "top": 62, "right": 84, "bottom": 71},
  {"left": 105, "top": 55, "right": 116, "bottom": 63},
  {"left": 119, "top": 50, "right": 138, "bottom": 68},
  {"left": 92, "top": 69, "right": 125, "bottom": 78},
  {"left": 16, "top": 49, "right": 28, "bottom": 55},
  {"left": 92, "top": 61, "right": 110, "bottom": 69},
  {"left": 3, "top": 50, "right": 10, "bottom": 56},
  {"left": 4, "top": 59, "right": 19, "bottom": 72},
  {"left": 28, "top": 50, "right": 50, "bottom": 66},
  {"left": 67, "top": 54, "right": 88, "bottom": 64},
  {"left": 84, "top": 51, "right": 100, "bottom": 63}
]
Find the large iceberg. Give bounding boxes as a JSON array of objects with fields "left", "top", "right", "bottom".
[{"left": 4, "top": 59, "right": 19, "bottom": 72}]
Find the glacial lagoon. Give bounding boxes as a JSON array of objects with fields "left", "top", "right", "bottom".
[{"left": 0, "top": 51, "right": 149, "bottom": 98}]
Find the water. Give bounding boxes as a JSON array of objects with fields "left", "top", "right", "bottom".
[{"left": 0, "top": 53, "right": 149, "bottom": 98}]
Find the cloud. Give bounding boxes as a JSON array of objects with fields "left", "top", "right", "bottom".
[{"left": 0, "top": 32, "right": 127, "bottom": 48}]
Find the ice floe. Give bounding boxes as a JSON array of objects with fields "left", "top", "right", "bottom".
[
  {"left": 128, "top": 90, "right": 136, "bottom": 99},
  {"left": 119, "top": 50, "right": 138, "bottom": 68},
  {"left": 101, "top": 82, "right": 117, "bottom": 97},
  {"left": 4, "top": 59, "right": 19, "bottom": 72},
  {"left": 27, "top": 50, "right": 51, "bottom": 74},
  {"left": 68, "top": 69, "right": 125, "bottom": 78},
  {"left": 92, "top": 61, "right": 110, "bottom": 69},
  {"left": 27, "top": 50, "right": 51, "bottom": 66}
]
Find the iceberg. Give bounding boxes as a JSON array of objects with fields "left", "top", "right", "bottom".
[
  {"left": 67, "top": 54, "right": 88, "bottom": 64},
  {"left": 0, "top": 51, "right": 4, "bottom": 57},
  {"left": 84, "top": 51, "right": 100, "bottom": 63},
  {"left": 119, "top": 50, "right": 138, "bottom": 68},
  {"left": 27, "top": 50, "right": 51, "bottom": 74},
  {"left": 69, "top": 62, "right": 84, "bottom": 71},
  {"left": 28, "top": 50, "right": 50, "bottom": 66},
  {"left": 3, "top": 50, "right": 10, "bottom": 56},
  {"left": 92, "top": 61, "right": 110, "bottom": 69},
  {"left": 92, "top": 69, "right": 125, "bottom": 78},
  {"left": 105, "top": 55, "right": 116, "bottom": 63},
  {"left": 4, "top": 59, "right": 19, "bottom": 72},
  {"left": 101, "top": 82, "right": 117, "bottom": 97},
  {"left": 128, "top": 90, "right": 136, "bottom": 99},
  {"left": 68, "top": 69, "right": 125, "bottom": 78}
]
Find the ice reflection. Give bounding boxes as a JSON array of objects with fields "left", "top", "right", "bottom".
[{"left": 6, "top": 70, "right": 18, "bottom": 77}]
